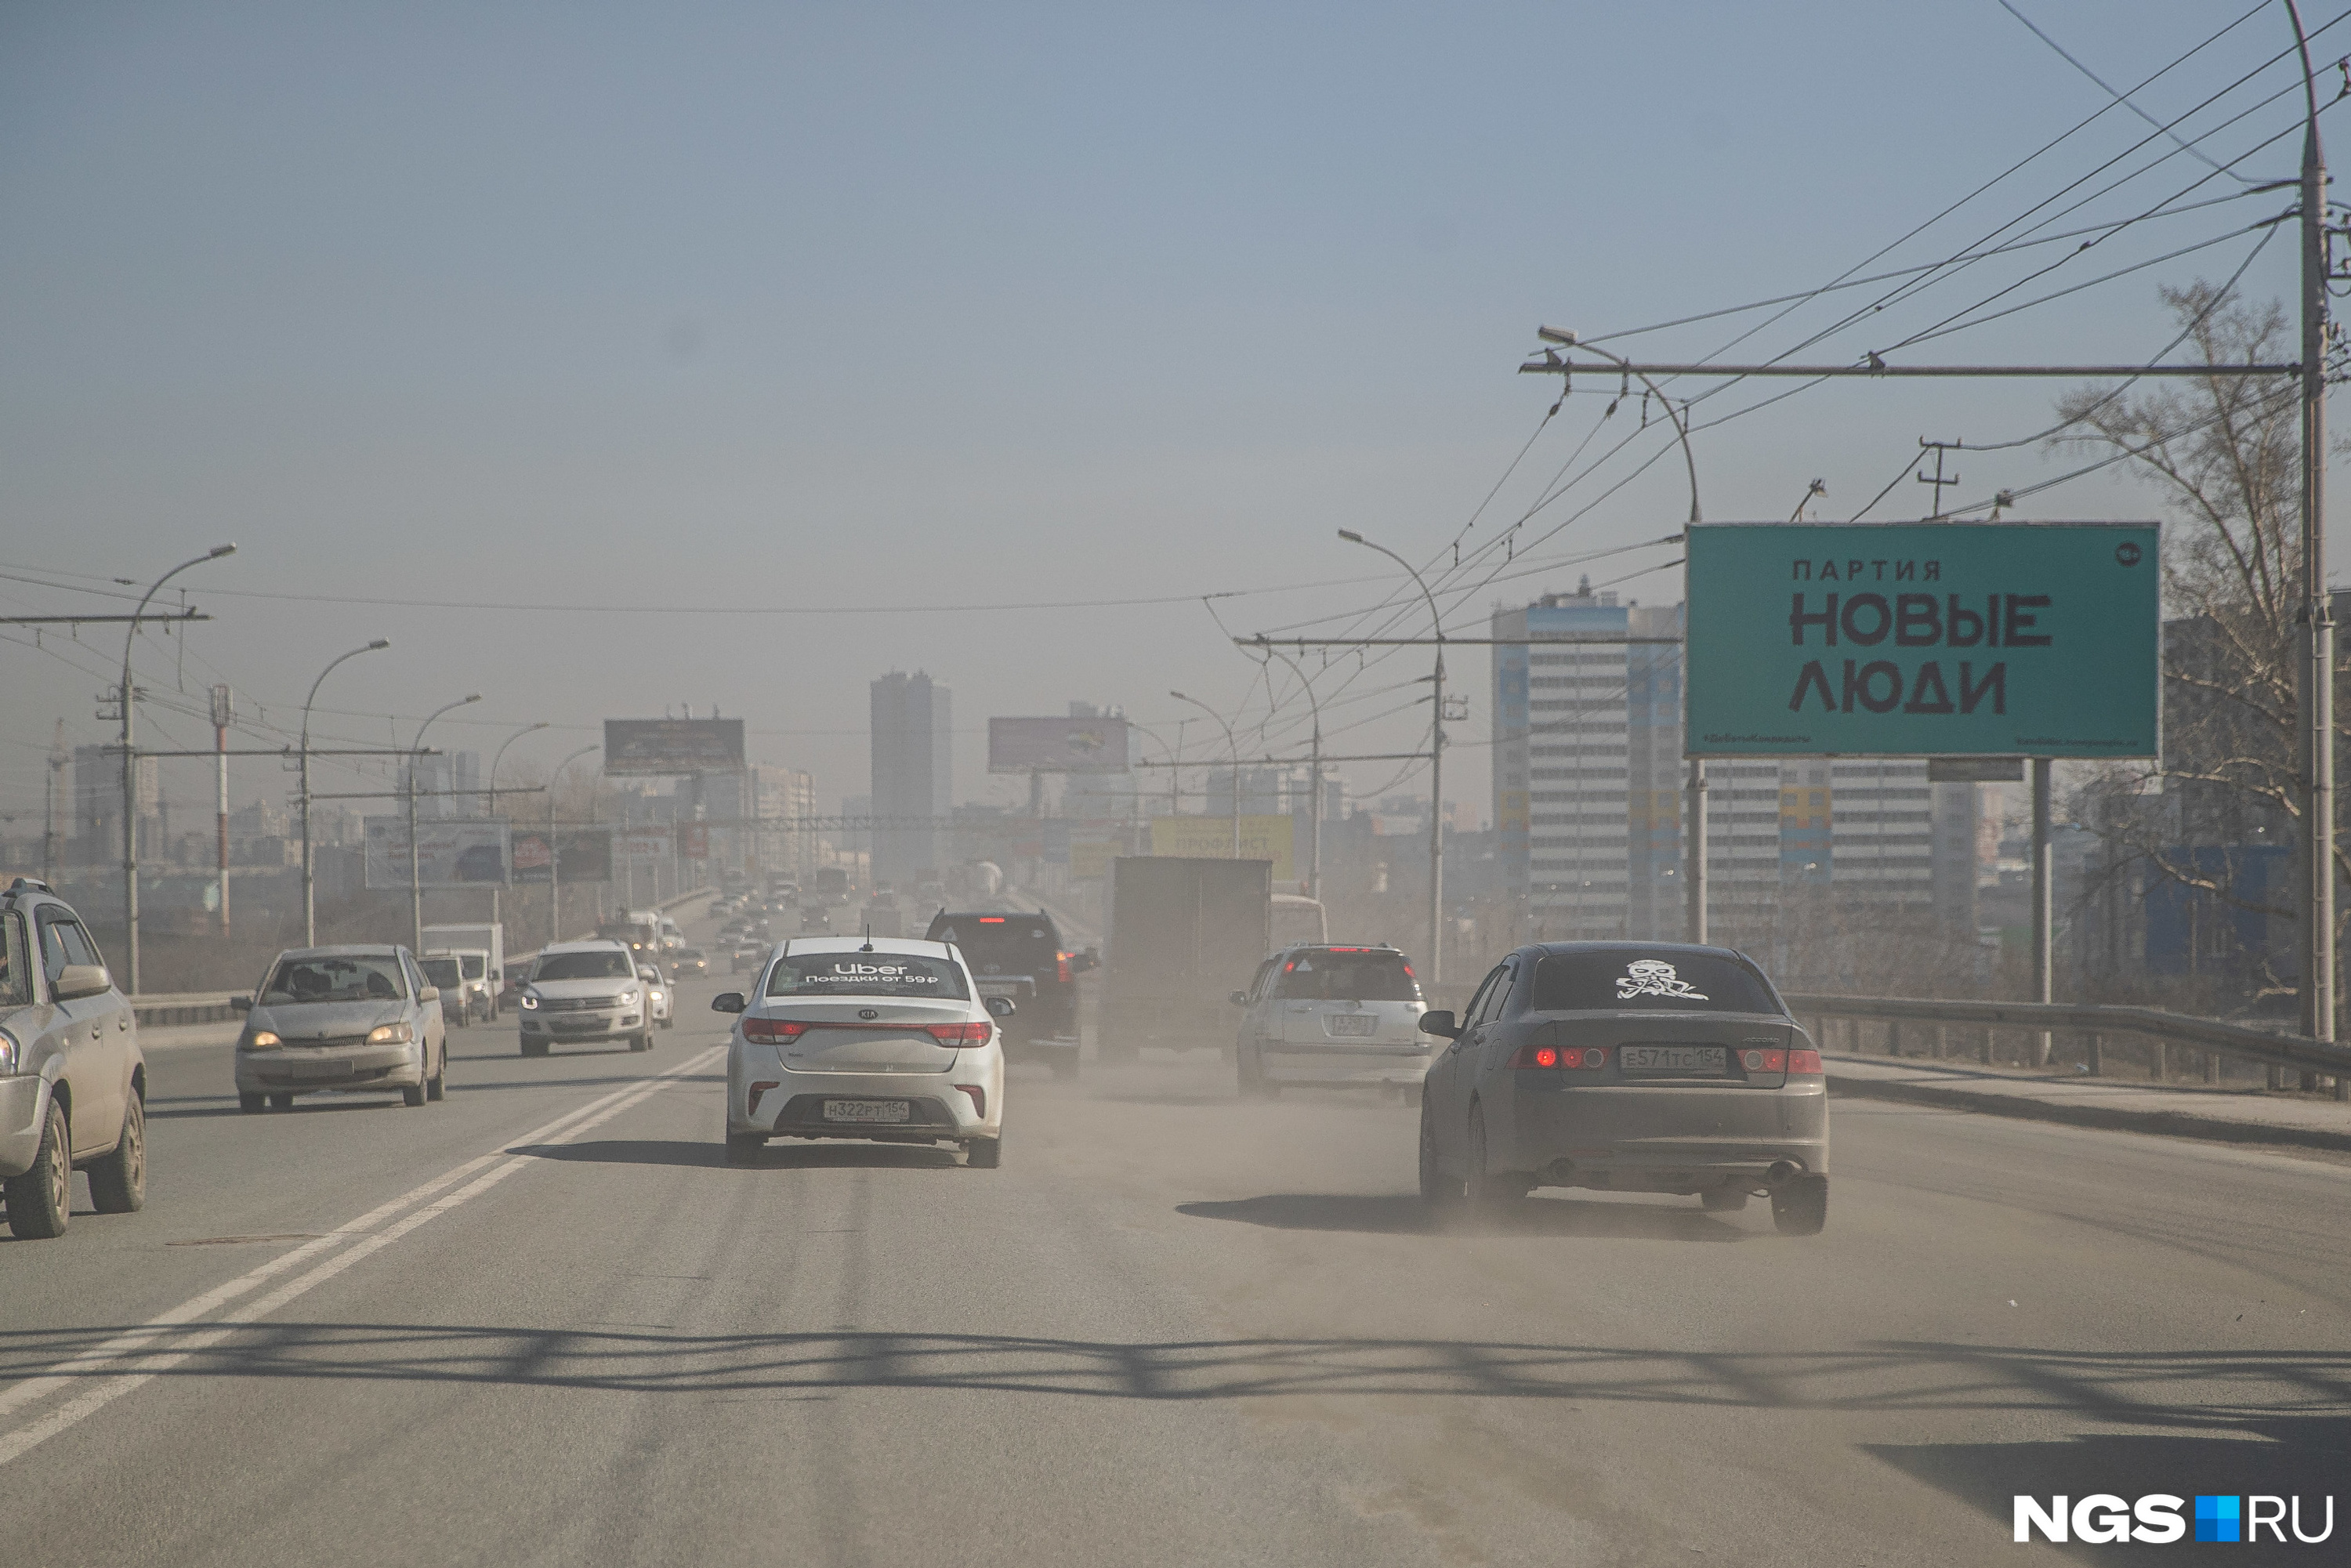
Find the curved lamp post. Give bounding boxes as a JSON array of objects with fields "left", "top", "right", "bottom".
[
  {"left": 548, "top": 744, "right": 601, "bottom": 947},
  {"left": 120, "top": 544, "right": 235, "bottom": 991},
  {"left": 1169, "top": 691, "right": 1240, "bottom": 856},
  {"left": 1338, "top": 527, "right": 1446, "bottom": 983},
  {"left": 300, "top": 639, "right": 392, "bottom": 946},
  {"left": 407, "top": 694, "right": 482, "bottom": 953}
]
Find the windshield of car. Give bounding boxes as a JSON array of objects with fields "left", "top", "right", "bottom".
[
  {"left": 765, "top": 952, "right": 971, "bottom": 1000},
  {"left": 679, "top": 948, "right": 704, "bottom": 961},
  {"left": 459, "top": 954, "right": 485, "bottom": 980},
  {"left": 1271, "top": 949, "right": 1421, "bottom": 1001},
  {"left": 532, "top": 951, "right": 635, "bottom": 981},
  {"left": 262, "top": 954, "right": 409, "bottom": 1005},
  {"left": 419, "top": 957, "right": 462, "bottom": 989},
  {"left": 1527, "top": 951, "right": 1783, "bottom": 1015}
]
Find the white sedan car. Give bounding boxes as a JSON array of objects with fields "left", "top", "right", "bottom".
[
  {"left": 636, "top": 964, "right": 673, "bottom": 1029},
  {"left": 715, "top": 936, "right": 1009, "bottom": 1168}
]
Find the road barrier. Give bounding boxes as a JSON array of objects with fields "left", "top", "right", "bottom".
[{"left": 1783, "top": 990, "right": 2351, "bottom": 1100}]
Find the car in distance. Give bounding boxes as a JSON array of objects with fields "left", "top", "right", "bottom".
[
  {"left": 923, "top": 910, "right": 1096, "bottom": 1078},
  {"left": 0, "top": 879, "right": 147, "bottom": 1238},
  {"left": 730, "top": 938, "right": 768, "bottom": 974},
  {"left": 670, "top": 947, "right": 709, "bottom": 980},
  {"left": 1417, "top": 943, "right": 1828, "bottom": 1235},
  {"left": 637, "top": 964, "right": 674, "bottom": 1029},
  {"left": 516, "top": 940, "right": 651, "bottom": 1056},
  {"left": 1230, "top": 943, "right": 1427, "bottom": 1098},
  {"left": 234, "top": 945, "right": 449, "bottom": 1112},
  {"left": 418, "top": 952, "right": 479, "bottom": 1024},
  {"left": 715, "top": 936, "right": 1009, "bottom": 1168}
]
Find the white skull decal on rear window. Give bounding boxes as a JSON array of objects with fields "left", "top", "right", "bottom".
[{"left": 1616, "top": 959, "right": 1708, "bottom": 1001}]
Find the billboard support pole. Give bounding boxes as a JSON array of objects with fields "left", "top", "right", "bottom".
[{"left": 2030, "top": 756, "right": 2054, "bottom": 1064}]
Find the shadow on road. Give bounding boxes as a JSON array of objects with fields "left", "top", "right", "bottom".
[
  {"left": 1176, "top": 1193, "right": 1748, "bottom": 1242},
  {"left": 517, "top": 1138, "right": 960, "bottom": 1171},
  {"left": 147, "top": 1096, "right": 407, "bottom": 1121}
]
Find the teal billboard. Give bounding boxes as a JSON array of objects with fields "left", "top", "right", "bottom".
[{"left": 1686, "top": 522, "right": 2159, "bottom": 758}]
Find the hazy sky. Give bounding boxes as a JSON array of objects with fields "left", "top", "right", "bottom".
[{"left": 2, "top": 1, "right": 2334, "bottom": 830}]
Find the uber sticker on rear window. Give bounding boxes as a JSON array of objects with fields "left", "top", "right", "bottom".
[{"left": 1616, "top": 959, "right": 1708, "bottom": 1002}]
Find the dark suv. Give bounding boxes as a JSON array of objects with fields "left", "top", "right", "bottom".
[
  {"left": 0, "top": 878, "right": 149, "bottom": 1238},
  {"left": 925, "top": 910, "right": 1096, "bottom": 1078}
]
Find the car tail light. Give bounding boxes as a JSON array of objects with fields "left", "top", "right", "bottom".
[
  {"left": 742, "top": 1017, "right": 810, "bottom": 1043},
  {"left": 927, "top": 1022, "right": 991, "bottom": 1046},
  {"left": 746, "top": 1080, "right": 779, "bottom": 1115},
  {"left": 1787, "top": 1048, "right": 1824, "bottom": 1075},
  {"left": 1514, "top": 1043, "right": 1607, "bottom": 1069},
  {"left": 1057, "top": 951, "right": 1073, "bottom": 984},
  {"left": 1740, "top": 1048, "right": 1786, "bottom": 1074},
  {"left": 955, "top": 1084, "right": 985, "bottom": 1117}
]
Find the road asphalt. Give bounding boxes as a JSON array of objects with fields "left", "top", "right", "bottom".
[{"left": 3, "top": 961, "right": 2346, "bottom": 1566}]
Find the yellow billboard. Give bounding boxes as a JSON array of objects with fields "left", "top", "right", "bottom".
[{"left": 1149, "top": 815, "right": 1293, "bottom": 882}]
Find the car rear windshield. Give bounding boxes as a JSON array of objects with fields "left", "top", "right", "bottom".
[
  {"left": 927, "top": 914, "right": 1060, "bottom": 970},
  {"left": 1528, "top": 951, "right": 1782, "bottom": 1014},
  {"left": 1273, "top": 949, "right": 1420, "bottom": 1001},
  {"left": 263, "top": 954, "right": 409, "bottom": 1005},
  {"left": 419, "top": 958, "right": 462, "bottom": 989},
  {"left": 534, "top": 951, "right": 635, "bottom": 981},
  {"left": 766, "top": 952, "right": 971, "bottom": 1000}
]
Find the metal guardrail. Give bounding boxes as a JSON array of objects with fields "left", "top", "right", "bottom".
[{"left": 1783, "top": 991, "right": 2351, "bottom": 1082}]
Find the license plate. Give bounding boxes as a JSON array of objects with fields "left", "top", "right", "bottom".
[
  {"left": 977, "top": 983, "right": 1022, "bottom": 998},
  {"left": 1325, "top": 1013, "right": 1378, "bottom": 1037},
  {"left": 552, "top": 1019, "right": 607, "bottom": 1032},
  {"left": 823, "top": 1099, "right": 911, "bottom": 1124},
  {"left": 1618, "top": 1045, "right": 1726, "bottom": 1074},
  {"left": 290, "top": 1060, "right": 355, "bottom": 1080}
]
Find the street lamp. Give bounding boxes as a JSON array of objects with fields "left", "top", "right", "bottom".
[
  {"left": 549, "top": 744, "right": 600, "bottom": 947},
  {"left": 483, "top": 721, "right": 549, "bottom": 936},
  {"left": 1256, "top": 643, "right": 1327, "bottom": 903},
  {"left": 301, "top": 639, "right": 393, "bottom": 946},
  {"left": 408, "top": 694, "right": 482, "bottom": 954},
  {"left": 1169, "top": 691, "right": 1240, "bottom": 856},
  {"left": 1338, "top": 527, "right": 1446, "bottom": 983},
  {"left": 120, "top": 543, "right": 236, "bottom": 992}
]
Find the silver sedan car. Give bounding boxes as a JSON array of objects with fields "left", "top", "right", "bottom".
[
  {"left": 234, "top": 945, "right": 449, "bottom": 1112},
  {"left": 1417, "top": 943, "right": 1828, "bottom": 1233}
]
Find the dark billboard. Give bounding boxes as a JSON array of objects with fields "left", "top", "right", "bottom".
[
  {"left": 603, "top": 719, "right": 746, "bottom": 777},
  {"left": 509, "top": 827, "right": 614, "bottom": 884}
]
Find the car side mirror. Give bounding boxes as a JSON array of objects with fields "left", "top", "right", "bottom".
[
  {"left": 1418, "top": 1009, "right": 1460, "bottom": 1038},
  {"left": 230, "top": 994, "right": 253, "bottom": 1013},
  {"left": 985, "top": 995, "right": 1016, "bottom": 1018},
  {"left": 1229, "top": 990, "right": 1249, "bottom": 1007},
  {"left": 419, "top": 986, "right": 440, "bottom": 1003},
  {"left": 712, "top": 991, "right": 747, "bottom": 1014},
  {"left": 55, "top": 964, "right": 113, "bottom": 1002}
]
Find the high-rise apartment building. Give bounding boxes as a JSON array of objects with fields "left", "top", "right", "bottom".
[{"left": 871, "top": 670, "right": 952, "bottom": 889}]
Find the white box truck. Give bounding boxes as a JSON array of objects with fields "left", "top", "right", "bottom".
[{"left": 422, "top": 922, "right": 506, "bottom": 1020}]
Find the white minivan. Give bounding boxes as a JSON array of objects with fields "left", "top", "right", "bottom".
[{"left": 1230, "top": 943, "right": 1431, "bottom": 1098}]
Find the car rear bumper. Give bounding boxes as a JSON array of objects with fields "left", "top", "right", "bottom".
[
  {"left": 1262, "top": 1047, "right": 1430, "bottom": 1086},
  {"left": 1498, "top": 1081, "right": 1828, "bottom": 1186},
  {"left": 0, "top": 1074, "right": 53, "bottom": 1177},
  {"left": 520, "top": 1012, "right": 639, "bottom": 1037},
  {"left": 236, "top": 1044, "right": 423, "bottom": 1093},
  {"left": 730, "top": 1063, "right": 999, "bottom": 1140}
]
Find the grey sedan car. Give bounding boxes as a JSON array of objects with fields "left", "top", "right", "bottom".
[
  {"left": 234, "top": 945, "right": 449, "bottom": 1112},
  {"left": 0, "top": 879, "right": 147, "bottom": 1239},
  {"left": 1418, "top": 943, "right": 1828, "bottom": 1234}
]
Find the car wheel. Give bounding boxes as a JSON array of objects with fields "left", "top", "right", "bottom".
[
  {"left": 1772, "top": 1175, "right": 1828, "bottom": 1236},
  {"left": 426, "top": 1045, "right": 447, "bottom": 1102},
  {"left": 270, "top": 1093, "right": 295, "bottom": 1110},
  {"left": 1418, "top": 1094, "right": 1462, "bottom": 1205},
  {"left": 88, "top": 1091, "right": 147, "bottom": 1214},
  {"left": 238, "top": 1092, "right": 266, "bottom": 1114},
  {"left": 724, "top": 1133, "right": 765, "bottom": 1165},
  {"left": 2, "top": 1098, "right": 71, "bottom": 1239},
  {"left": 1701, "top": 1186, "right": 1750, "bottom": 1213},
  {"left": 401, "top": 1077, "right": 428, "bottom": 1108},
  {"left": 522, "top": 1037, "right": 548, "bottom": 1058},
  {"left": 1463, "top": 1103, "right": 1530, "bottom": 1211},
  {"left": 965, "top": 1135, "right": 1002, "bottom": 1169},
  {"left": 629, "top": 1033, "right": 652, "bottom": 1052}
]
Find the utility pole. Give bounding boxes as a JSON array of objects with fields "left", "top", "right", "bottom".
[
  {"left": 2030, "top": 755, "right": 2053, "bottom": 1065},
  {"left": 1916, "top": 438, "right": 1964, "bottom": 519},
  {"left": 1169, "top": 692, "right": 1241, "bottom": 857},
  {"left": 44, "top": 722, "right": 66, "bottom": 886},
  {"left": 212, "top": 685, "right": 234, "bottom": 939},
  {"left": 119, "top": 545, "right": 234, "bottom": 993},
  {"left": 1257, "top": 643, "right": 1327, "bottom": 902},
  {"left": 2291, "top": 0, "right": 2338, "bottom": 1053}
]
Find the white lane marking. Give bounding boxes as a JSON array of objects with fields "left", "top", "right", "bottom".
[{"left": 0, "top": 1048, "right": 720, "bottom": 1466}]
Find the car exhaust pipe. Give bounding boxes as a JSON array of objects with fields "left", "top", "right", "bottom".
[{"left": 1766, "top": 1161, "right": 1801, "bottom": 1187}]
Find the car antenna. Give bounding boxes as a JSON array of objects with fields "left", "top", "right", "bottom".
[{"left": 860, "top": 925, "right": 875, "bottom": 953}]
